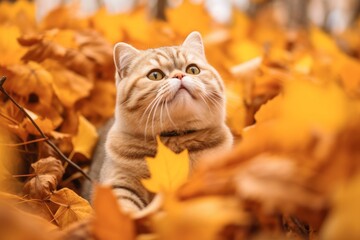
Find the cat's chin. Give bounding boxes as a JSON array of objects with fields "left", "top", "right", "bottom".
[{"left": 168, "top": 88, "right": 195, "bottom": 106}]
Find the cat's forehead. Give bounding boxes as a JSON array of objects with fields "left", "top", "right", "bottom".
[{"left": 139, "top": 46, "right": 202, "bottom": 67}]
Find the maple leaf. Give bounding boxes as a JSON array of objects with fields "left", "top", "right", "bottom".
[
  {"left": 50, "top": 188, "right": 92, "bottom": 228},
  {"left": 142, "top": 137, "right": 189, "bottom": 193},
  {"left": 23, "top": 157, "right": 65, "bottom": 199},
  {"left": 92, "top": 185, "right": 135, "bottom": 240}
]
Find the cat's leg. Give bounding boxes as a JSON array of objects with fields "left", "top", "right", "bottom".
[{"left": 99, "top": 157, "right": 152, "bottom": 213}]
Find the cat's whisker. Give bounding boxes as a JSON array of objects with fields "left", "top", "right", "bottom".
[
  {"left": 198, "top": 92, "right": 212, "bottom": 113},
  {"left": 150, "top": 94, "right": 164, "bottom": 138},
  {"left": 159, "top": 100, "right": 165, "bottom": 131},
  {"left": 144, "top": 94, "right": 164, "bottom": 141},
  {"left": 140, "top": 87, "right": 168, "bottom": 123},
  {"left": 164, "top": 99, "right": 177, "bottom": 129}
]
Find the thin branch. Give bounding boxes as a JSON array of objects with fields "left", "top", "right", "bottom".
[
  {"left": 0, "top": 137, "right": 47, "bottom": 147},
  {"left": 0, "top": 76, "right": 93, "bottom": 182}
]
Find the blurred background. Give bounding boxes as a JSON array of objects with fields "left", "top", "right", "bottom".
[{"left": 27, "top": 0, "right": 360, "bottom": 34}]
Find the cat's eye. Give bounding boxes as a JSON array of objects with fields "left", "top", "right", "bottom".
[
  {"left": 186, "top": 64, "right": 200, "bottom": 75},
  {"left": 147, "top": 69, "right": 165, "bottom": 80}
]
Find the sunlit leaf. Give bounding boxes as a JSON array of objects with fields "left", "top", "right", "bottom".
[{"left": 142, "top": 136, "right": 189, "bottom": 193}]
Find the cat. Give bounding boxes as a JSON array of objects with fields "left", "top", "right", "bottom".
[{"left": 88, "top": 32, "right": 233, "bottom": 213}]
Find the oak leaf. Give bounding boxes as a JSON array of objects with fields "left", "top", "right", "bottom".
[
  {"left": 92, "top": 185, "right": 135, "bottom": 240},
  {"left": 142, "top": 137, "right": 189, "bottom": 193},
  {"left": 50, "top": 188, "right": 92, "bottom": 228}
]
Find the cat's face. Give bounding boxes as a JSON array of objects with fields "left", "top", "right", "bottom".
[{"left": 113, "top": 32, "right": 226, "bottom": 137}]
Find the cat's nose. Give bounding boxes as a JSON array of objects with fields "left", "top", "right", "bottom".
[{"left": 173, "top": 73, "right": 185, "bottom": 80}]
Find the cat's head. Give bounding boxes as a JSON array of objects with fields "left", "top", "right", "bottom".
[{"left": 113, "top": 32, "right": 226, "bottom": 137}]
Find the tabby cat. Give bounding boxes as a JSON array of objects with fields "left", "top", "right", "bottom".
[{"left": 96, "top": 32, "right": 233, "bottom": 212}]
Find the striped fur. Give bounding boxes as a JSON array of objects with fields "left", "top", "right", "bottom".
[{"left": 99, "top": 32, "right": 233, "bottom": 213}]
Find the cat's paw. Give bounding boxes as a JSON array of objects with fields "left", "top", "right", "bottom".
[{"left": 118, "top": 198, "right": 141, "bottom": 213}]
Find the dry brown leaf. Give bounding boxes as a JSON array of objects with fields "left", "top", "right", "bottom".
[
  {"left": 23, "top": 157, "right": 64, "bottom": 199},
  {"left": 50, "top": 188, "right": 92, "bottom": 228},
  {"left": 92, "top": 185, "right": 135, "bottom": 240}
]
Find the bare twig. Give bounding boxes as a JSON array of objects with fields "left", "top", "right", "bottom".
[{"left": 0, "top": 76, "right": 93, "bottom": 182}]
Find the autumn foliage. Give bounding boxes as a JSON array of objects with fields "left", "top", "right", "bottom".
[{"left": 1, "top": 0, "right": 360, "bottom": 239}]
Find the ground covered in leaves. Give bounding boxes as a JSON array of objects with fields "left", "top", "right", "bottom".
[{"left": 1, "top": 1, "right": 360, "bottom": 240}]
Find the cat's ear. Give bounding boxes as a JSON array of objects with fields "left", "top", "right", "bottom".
[
  {"left": 182, "top": 31, "right": 205, "bottom": 59},
  {"left": 113, "top": 42, "right": 139, "bottom": 80}
]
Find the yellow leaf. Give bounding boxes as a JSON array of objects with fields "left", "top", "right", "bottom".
[
  {"left": 50, "top": 188, "right": 92, "bottom": 228},
  {"left": 71, "top": 115, "right": 98, "bottom": 159},
  {"left": 92, "top": 185, "right": 135, "bottom": 240},
  {"left": 142, "top": 136, "right": 189, "bottom": 193}
]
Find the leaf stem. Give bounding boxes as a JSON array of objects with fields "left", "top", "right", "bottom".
[{"left": 0, "top": 76, "right": 93, "bottom": 182}]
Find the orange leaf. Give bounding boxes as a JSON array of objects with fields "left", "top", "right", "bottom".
[{"left": 92, "top": 185, "right": 135, "bottom": 240}]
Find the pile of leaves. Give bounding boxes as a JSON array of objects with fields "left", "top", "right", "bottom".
[{"left": 1, "top": 0, "right": 360, "bottom": 239}]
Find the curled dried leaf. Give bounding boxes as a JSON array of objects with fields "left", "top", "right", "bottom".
[{"left": 23, "top": 157, "right": 65, "bottom": 199}]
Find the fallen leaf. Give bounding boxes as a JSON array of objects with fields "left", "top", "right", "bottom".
[
  {"left": 23, "top": 157, "right": 65, "bottom": 199},
  {"left": 142, "top": 136, "right": 189, "bottom": 193},
  {"left": 92, "top": 185, "right": 135, "bottom": 240},
  {"left": 50, "top": 188, "right": 92, "bottom": 228}
]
